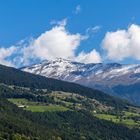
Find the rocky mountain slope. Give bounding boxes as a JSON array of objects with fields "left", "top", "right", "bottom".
[{"left": 22, "top": 58, "right": 140, "bottom": 105}]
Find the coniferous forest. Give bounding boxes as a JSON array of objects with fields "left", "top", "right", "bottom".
[{"left": 0, "top": 64, "right": 140, "bottom": 140}]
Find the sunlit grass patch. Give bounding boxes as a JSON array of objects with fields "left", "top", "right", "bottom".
[{"left": 26, "top": 105, "right": 69, "bottom": 112}]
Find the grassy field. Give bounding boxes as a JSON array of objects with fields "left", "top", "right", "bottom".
[
  {"left": 8, "top": 98, "right": 69, "bottom": 112},
  {"left": 124, "top": 111, "right": 140, "bottom": 117},
  {"left": 94, "top": 113, "right": 140, "bottom": 127},
  {"left": 94, "top": 114, "right": 119, "bottom": 122},
  {"left": 8, "top": 98, "right": 140, "bottom": 128},
  {"left": 8, "top": 98, "right": 29, "bottom": 105},
  {"left": 26, "top": 105, "right": 69, "bottom": 112}
]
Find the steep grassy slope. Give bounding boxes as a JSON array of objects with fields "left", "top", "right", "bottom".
[{"left": 0, "top": 64, "right": 131, "bottom": 109}]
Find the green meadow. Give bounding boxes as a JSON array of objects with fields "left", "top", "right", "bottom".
[
  {"left": 26, "top": 105, "right": 69, "bottom": 112},
  {"left": 94, "top": 112, "right": 140, "bottom": 127},
  {"left": 8, "top": 98, "right": 69, "bottom": 112}
]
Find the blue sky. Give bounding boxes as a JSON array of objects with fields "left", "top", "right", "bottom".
[{"left": 1, "top": 0, "right": 140, "bottom": 67}]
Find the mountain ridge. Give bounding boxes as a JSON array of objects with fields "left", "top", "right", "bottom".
[
  {"left": 22, "top": 58, "right": 140, "bottom": 105},
  {"left": 0, "top": 63, "right": 140, "bottom": 140},
  {"left": 0, "top": 63, "right": 131, "bottom": 109}
]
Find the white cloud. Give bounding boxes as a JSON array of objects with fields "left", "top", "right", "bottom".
[
  {"left": 0, "top": 46, "right": 16, "bottom": 66},
  {"left": 102, "top": 24, "right": 140, "bottom": 61},
  {"left": 50, "top": 18, "right": 67, "bottom": 26},
  {"left": 0, "top": 19, "right": 102, "bottom": 67},
  {"left": 86, "top": 26, "right": 101, "bottom": 34},
  {"left": 22, "top": 22, "right": 87, "bottom": 64},
  {"left": 74, "top": 5, "right": 81, "bottom": 14},
  {"left": 75, "top": 49, "right": 102, "bottom": 63}
]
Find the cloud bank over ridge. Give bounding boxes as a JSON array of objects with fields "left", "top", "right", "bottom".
[
  {"left": 1, "top": 17, "right": 140, "bottom": 68},
  {"left": 0, "top": 19, "right": 102, "bottom": 67}
]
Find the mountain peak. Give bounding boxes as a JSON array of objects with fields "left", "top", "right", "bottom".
[{"left": 22, "top": 59, "right": 140, "bottom": 105}]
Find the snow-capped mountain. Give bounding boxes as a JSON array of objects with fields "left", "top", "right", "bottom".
[{"left": 22, "top": 58, "right": 140, "bottom": 105}]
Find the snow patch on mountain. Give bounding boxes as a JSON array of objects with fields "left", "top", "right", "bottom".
[{"left": 22, "top": 58, "right": 140, "bottom": 87}]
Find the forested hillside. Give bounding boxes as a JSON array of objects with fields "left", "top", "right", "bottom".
[
  {"left": 0, "top": 64, "right": 131, "bottom": 109},
  {"left": 0, "top": 64, "right": 140, "bottom": 140},
  {"left": 0, "top": 98, "right": 140, "bottom": 140}
]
